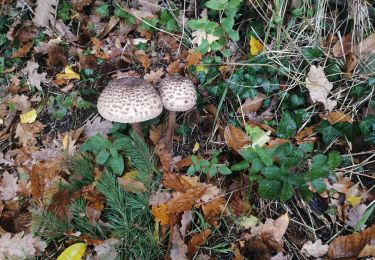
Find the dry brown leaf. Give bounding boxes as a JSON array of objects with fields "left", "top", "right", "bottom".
[
  {"left": 22, "top": 61, "right": 48, "bottom": 91},
  {"left": 266, "top": 138, "right": 290, "bottom": 148},
  {"left": 166, "top": 187, "right": 206, "bottom": 214},
  {"left": 0, "top": 172, "right": 19, "bottom": 201},
  {"left": 11, "top": 41, "right": 33, "bottom": 58},
  {"left": 71, "top": 0, "right": 92, "bottom": 11},
  {"left": 7, "top": 94, "right": 31, "bottom": 112},
  {"left": 237, "top": 93, "right": 265, "bottom": 114},
  {"left": 47, "top": 189, "right": 80, "bottom": 220},
  {"left": 305, "top": 65, "right": 337, "bottom": 111},
  {"left": 15, "top": 122, "right": 44, "bottom": 147},
  {"left": 47, "top": 44, "right": 67, "bottom": 68},
  {"left": 328, "top": 224, "right": 375, "bottom": 259},
  {"left": 139, "top": 0, "right": 160, "bottom": 14},
  {"left": 170, "top": 225, "right": 188, "bottom": 260},
  {"left": 163, "top": 172, "right": 187, "bottom": 192},
  {"left": 81, "top": 186, "right": 104, "bottom": 224},
  {"left": 175, "top": 156, "right": 194, "bottom": 170},
  {"left": 320, "top": 111, "right": 353, "bottom": 124},
  {"left": 295, "top": 125, "right": 316, "bottom": 144},
  {"left": 354, "top": 32, "right": 375, "bottom": 57},
  {"left": 332, "top": 34, "right": 352, "bottom": 57},
  {"left": 301, "top": 240, "right": 328, "bottom": 258},
  {"left": 358, "top": 244, "right": 375, "bottom": 258},
  {"left": 186, "top": 51, "right": 203, "bottom": 68},
  {"left": 0, "top": 232, "right": 47, "bottom": 259},
  {"left": 151, "top": 204, "right": 170, "bottom": 225},
  {"left": 144, "top": 68, "right": 164, "bottom": 84},
  {"left": 33, "top": 0, "right": 58, "bottom": 27},
  {"left": 91, "top": 37, "right": 110, "bottom": 60},
  {"left": 201, "top": 197, "right": 225, "bottom": 227},
  {"left": 344, "top": 52, "right": 358, "bottom": 79},
  {"left": 167, "top": 60, "right": 182, "bottom": 75},
  {"left": 347, "top": 204, "right": 367, "bottom": 228},
  {"left": 224, "top": 125, "right": 250, "bottom": 152},
  {"left": 118, "top": 171, "right": 147, "bottom": 193},
  {"left": 134, "top": 50, "right": 150, "bottom": 69},
  {"left": 180, "top": 210, "right": 192, "bottom": 238},
  {"left": 97, "top": 16, "right": 120, "bottom": 39},
  {"left": 187, "top": 229, "right": 212, "bottom": 256},
  {"left": 149, "top": 190, "right": 172, "bottom": 205},
  {"left": 83, "top": 117, "right": 113, "bottom": 138},
  {"left": 158, "top": 32, "right": 179, "bottom": 50}
]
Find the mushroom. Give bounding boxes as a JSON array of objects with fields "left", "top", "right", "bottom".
[
  {"left": 97, "top": 77, "right": 163, "bottom": 138},
  {"left": 158, "top": 74, "right": 197, "bottom": 150}
]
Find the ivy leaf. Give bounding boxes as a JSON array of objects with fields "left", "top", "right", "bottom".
[
  {"left": 359, "top": 115, "right": 375, "bottom": 144},
  {"left": 205, "top": 0, "right": 228, "bottom": 10},
  {"left": 258, "top": 179, "right": 282, "bottom": 200},
  {"left": 328, "top": 151, "right": 341, "bottom": 169},
  {"left": 315, "top": 120, "right": 344, "bottom": 145},
  {"left": 218, "top": 165, "right": 232, "bottom": 175},
  {"left": 277, "top": 111, "right": 297, "bottom": 139}
]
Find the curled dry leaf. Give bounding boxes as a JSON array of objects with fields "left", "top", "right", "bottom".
[
  {"left": 81, "top": 185, "right": 105, "bottom": 224},
  {"left": 187, "top": 229, "right": 212, "bottom": 256},
  {"left": 295, "top": 125, "right": 316, "bottom": 144},
  {"left": 301, "top": 239, "right": 328, "bottom": 258},
  {"left": 11, "top": 41, "right": 33, "bottom": 58},
  {"left": 144, "top": 68, "right": 164, "bottom": 84},
  {"left": 224, "top": 125, "right": 250, "bottom": 152},
  {"left": 83, "top": 117, "right": 113, "bottom": 138},
  {"left": 328, "top": 224, "right": 375, "bottom": 259},
  {"left": 344, "top": 52, "right": 358, "bottom": 79},
  {"left": 320, "top": 111, "right": 353, "bottom": 124},
  {"left": 305, "top": 65, "right": 337, "bottom": 111},
  {"left": 170, "top": 225, "right": 188, "bottom": 260},
  {"left": 332, "top": 34, "right": 352, "bottom": 57},
  {"left": 237, "top": 93, "right": 266, "bottom": 114},
  {"left": 180, "top": 211, "right": 193, "bottom": 238},
  {"left": 186, "top": 51, "right": 203, "bottom": 68},
  {"left": 0, "top": 232, "right": 47, "bottom": 259}
]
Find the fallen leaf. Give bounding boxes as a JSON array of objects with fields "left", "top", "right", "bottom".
[
  {"left": 83, "top": 117, "right": 113, "bottom": 138},
  {"left": 151, "top": 204, "right": 170, "bottom": 225},
  {"left": 33, "top": 0, "right": 58, "bottom": 28},
  {"left": 81, "top": 186, "right": 105, "bottom": 224},
  {"left": 71, "top": 0, "right": 92, "bottom": 11},
  {"left": 186, "top": 51, "right": 203, "bottom": 68},
  {"left": 354, "top": 32, "right": 375, "bottom": 58},
  {"left": 15, "top": 122, "right": 44, "bottom": 147},
  {"left": 55, "top": 66, "right": 80, "bottom": 85},
  {"left": 358, "top": 244, "right": 375, "bottom": 258},
  {"left": 48, "top": 189, "right": 80, "bottom": 220},
  {"left": 344, "top": 52, "right": 358, "bottom": 78},
  {"left": 250, "top": 36, "right": 263, "bottom": 56},
  {"left": 167, "top": 60, "right": 182, "bottom": 74},
  {"left": 201, "top": 197, "right": 225, "bottom": 227},
  {"left": 158, "top": 32, "right": 179, "bottom": 50},
  {"left": 175, "top": 156, "right": 194, "bottom": 170},
  {"left": 237, "top": 93, "right": 265, "bottom": 114},
  {"left": 11, "top": 41, "right": 33, "bottom": 58},
  {"left": 22, "top": 61, "right": 48, "bottom": 91},
  {"left": 118, "top": 171, "right": 147, "bottom": 193},
  {"left": 301, "top": 239, "right": 329, "bottom": 258},
  {"left": 134, "top": 50, "right": 150, "bottom": 69},
  {"left": 166, "top": 188, "right": 206, "bottom": 214},
  {"left": 347, "top": 204, "right": 367, "bottom": 228},
  {"left": 149, "top": 190, "right": 172, "bottom": 205},
  {"left": 187, "top": 229, "right": 212, "bottom": 256},
  {"left": 305, "top": 65, "right": 337, "bottom": 111},
  {"left": 170, "top": 225, "right": 188, "bottom": 260},
  {"left": 180, "top": 211, "right": 192, "bottom": 238},
  {"left": 144, "top": 68, "right": 164, "bottom": 84},
  {"left": 332, "top": 34, "right": 352, "bottom": 57},
  {"left": 239, "top": 215, "right": 258, "bottom": 229},
  {"left": 91, "top": 238, "right": 120, "bottom": 259},
  {"left": 328, "top": 224, "right": 375, "bottom": 259},
  {"left": 20, "top": 109, "right": 37, "bottom": 124},
  {"left": 224, "top": 125, "right": 250, "bottom": 152},
  {"left": 191, "top": 30, "right": 219, "bottom": 52},
  {"left": 320, "top": 111, "right": 353, "bottom": 124},
  {"left": 0, "top": 232, "right": 47, "bottom": 259},
  {"left": 295, "top": 125, "right": 317, "bottom": 144},
  {"left": 56, "top": 242, "right": 87, "bottom": 260},
  {"left": 346, "top": 196, "right": 362, "bottom": 207},
  {"left": 0, "top": 172, "right": 19, "bottom": 201}
]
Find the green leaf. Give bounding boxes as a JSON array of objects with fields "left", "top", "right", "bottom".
[
  {"left": 221, "top": 17, "right": 234, "bottom": 31},
  {"left": 359, "top": 115, "right": 375, "bottom": 144},
  {"left": 298, "top": 142, "right": 313, "bottom": 153},
  {"left": 114, "top": 7, "right": 128, "bottom": 19},
  {"left": 250, "top": 158, "right": 264, "bottom": 174},
  {"left": 188, "top": 18, "right": 217, "bottom": 31},
  {"left": 80, "top": 134, "right": 112, "bottom": 154},
  {"left": 218, "top": 165, "right": 232, "bottom": 175},
  {"left": 199, "top": 159, "right": 210, "bottom": 167},
  {"left": 258, "top": 179, "right": 282, "bottom": 200},
  {"left": 96, "top": 3, "right": 109, "bottom": 17},
  {"left": 328, "top": 151, "right": 341, "bottom": 168},
  {"left": 276, "top": 111, "right": 297, "bottom": 139},
  {"left": 231, "top": 160, "right": 249, "bottom": 171},
  {"left": 254, "top": 145, "right": 272, "bottom": 166},
  {"left": 239, "top": 147, "right": 258, "bottom": 161},
  {"left": 187, "top": 165, "right": 196, "bottom": 176},
  {"left": 261, "top": 166, "right": 281, "bottom": 179},
  {"left": 298, "top": 185, "right": 313, "bottom": 201},
  {"left": 196, "top": 39, "right": 210, "bottom": 54},
  {"left": 280, "top": 179, "right": 294, "bottom": 202},
  {"left": 354, "top": 203, "right": 375, "bottom": 231},
  {"left": 208, "top": 165, "right": 218, "bottom": 176},
  {"left": 96, "top": 149, "right": 110, "bottom": 165},
  {"left": 311, "top": 178, "right": 326, "bottom": 193},
  {"left": 205, "top": 0, "right": 228, "bottom": 10},
  {"left": 108, "top": 155, "right": 124, "bottom": 175},
  {"left": 315, "top": 120, "right": 344, "bottom": 145}
]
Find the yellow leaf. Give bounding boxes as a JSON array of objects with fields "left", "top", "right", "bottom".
[
  {"left": 62, "top": 134, "right": 69, "bottom": 150},
  {"left": 250, "top": 36, "right": 263, "bottom": 56},
  {"left": 55, "top": 66, "right": 80, "bottom": 84},
  {"left": 151, "top": 204, "right": 169, "bottom": 225},
  {"left": 195, "top": 65, "right": 209, "bottom": 73},
  {"left": 20, "top": 109, "right": 37, "bottom": 124},
  {"left": 346, "top": 196, "right": 361, "bottom": 207},
  {"left": 57, "top": 243, "right": 87, "bottom": 260},
  {"left": 192, "top": 142, "right": 200, "bottom": 153}
]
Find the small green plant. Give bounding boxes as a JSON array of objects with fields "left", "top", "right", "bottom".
[
  {"left": 187, "top": 151, "right": 232, "bottom": 177},
  {"left": 187, "top": 0, "right": 243, "bottom": 55},
  {"left": 48, "top": 91, "right": 93, "bottom": 119},
  {"left": 231, "top": 126, "right": 342, "bottom": 202}
]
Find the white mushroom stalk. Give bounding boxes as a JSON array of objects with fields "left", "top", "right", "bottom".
[
  {"left": 159, "top": 75, "right": 197, "bottom": 150},
  {"left": 97, "top": 77, "right": 163, "bottom": 139}
]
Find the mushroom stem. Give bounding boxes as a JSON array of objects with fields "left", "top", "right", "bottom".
[
  {"left": 131, "top": 122, "right": 144, "bottom": 139},
  {"left": 165, "top": 111, "right": 176, "bottom": 150}
]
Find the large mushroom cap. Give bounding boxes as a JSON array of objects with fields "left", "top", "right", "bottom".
[
  {"left": 97, "top": 77, "right": 163, "bottom": 123},
  {"left": 159, "top": 74, "right": 197, "bottom": 112}
]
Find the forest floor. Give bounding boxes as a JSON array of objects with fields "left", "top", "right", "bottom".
[{"left": 0, "top": 0, "right": 374, "bottom": 259}]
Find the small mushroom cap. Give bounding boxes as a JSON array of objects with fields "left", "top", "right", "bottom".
[
  {"left": 159, "top": 74, "right": 197, "bottom": 112},
  {"left": 97, "top": 77, "right": 163, "bottom": 123}
]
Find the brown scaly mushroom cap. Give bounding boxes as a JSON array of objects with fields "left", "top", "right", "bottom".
[
  {"left": 158, "top": 74, "right": 197, "bottom": 111},
  {"left": 97, "top": 77, "right": 163, "bottom": 123}
]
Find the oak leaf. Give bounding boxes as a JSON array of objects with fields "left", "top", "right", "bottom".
[
  {"left": 33, "top": 0, "right": 58, "bottom": 27},
  {"left": 187, "top": 229, "right": 212, "bottom": 256},
  {"left": 22, "top": 61, "right": 48, "bottom": 91},
  {"left": 0, "top": 232, "right": 47, "bottom": 259},
  {"left": 0, "top": 172, "right": 19, "bottom": 201},
  {"left": 201, "top": 197, "right": 225, "bottom": 227},
  {"left": 224, "top": 125, "right": 250, "bottom": 152},
  {"left": 301, "top": 240, "right": 328, "bottom": 258},
  {"left": 237, "top": 93, "right": 265, "bottom": 114},
  {"left": 144, "top": 68, "right": 164, "bottom": 84}
]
